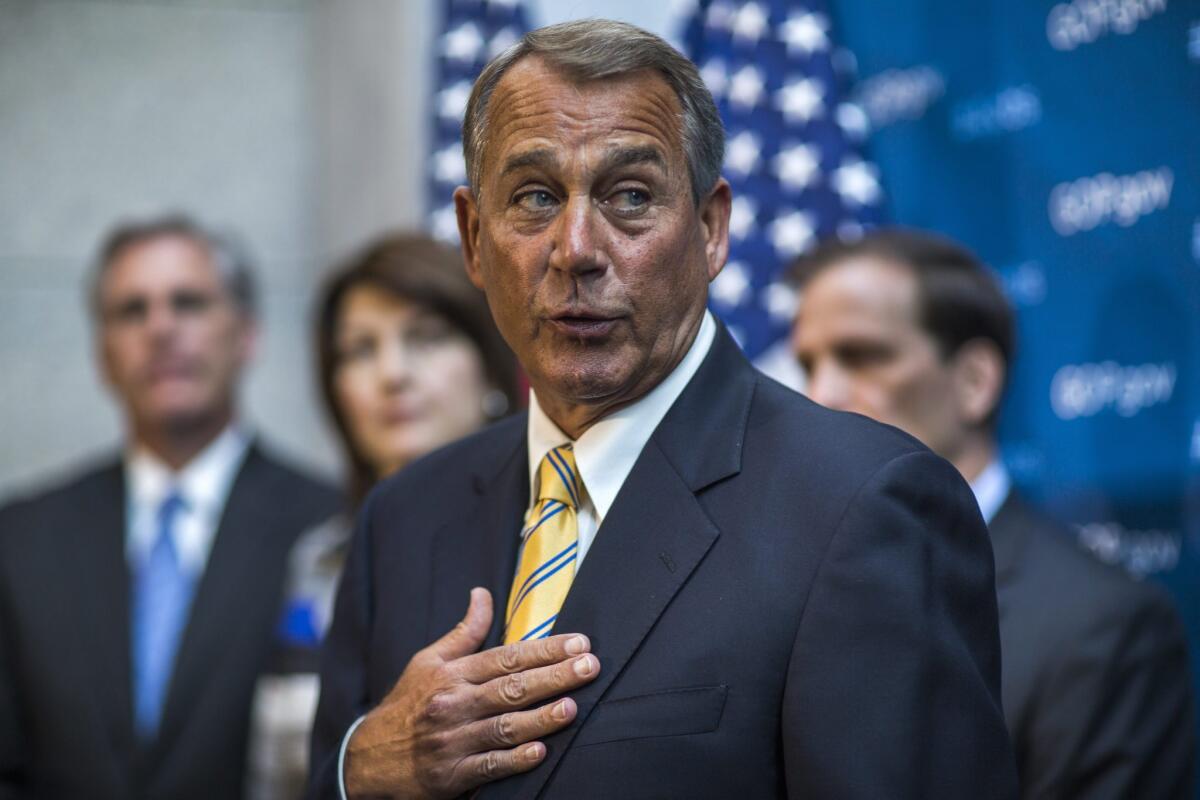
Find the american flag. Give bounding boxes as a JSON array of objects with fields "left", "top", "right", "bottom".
[
  {"left": 678, "top": 0, "right": 883, "bottom": 363},
  {"left": 428, "top": 0, "right": 530, "bottom": 243}
]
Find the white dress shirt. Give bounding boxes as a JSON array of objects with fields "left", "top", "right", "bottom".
[
  {"left": 969, "top": 457, "right": 1012, "bottom": 526},
  {"left": 337, "top": 312, "right": 717, "bottom": 798},
  {"left": 125, "top": 425, "right": 250, "bottom": 575},
  {"left": 525, "top": 310, "right": 717, "bottom": 564}
]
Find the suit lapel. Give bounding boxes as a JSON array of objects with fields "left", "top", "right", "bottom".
[
  {"left": 483, "top": 326, "right": 755, "bottom": 800},
  {"left": 429, "top": 423, "right": 528, "bottom": 648},
  {"left": 72, "top": 461, "right": 137, "bottom": 759},
  {"left": 150, "top": 447, "right": 280, "bottom": 760}
]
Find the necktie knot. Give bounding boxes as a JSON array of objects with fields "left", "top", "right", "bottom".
[
  {"left": 537, "top": 445, "right": 580, "bottom": 509},
  {"left": 157, "top": 490, "right": 186, "bottom": 526}
]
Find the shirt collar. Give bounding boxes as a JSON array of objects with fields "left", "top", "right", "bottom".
[
  {"left": 969, "top": 457, "right": 1011, "bottom": 526},
  {"left": 127, "top": 425, "right": 250, "bottom": 528},
  {"left": 527, "top": 310, "right": 717, "bottom": 519}
]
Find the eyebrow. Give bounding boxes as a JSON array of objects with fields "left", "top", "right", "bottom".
[
  {"left": 602, "top": 145, "right": 667, "bottom": 172},
  {"left": 500, "top": 149, "right": 558, "bottom": 179}
]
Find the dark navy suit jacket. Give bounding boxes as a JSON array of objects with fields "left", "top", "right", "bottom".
[
  {"left": 310, "top": 327, "right": 1018, "bottom": 799},
  {"left": 0, "top": 444, "right": 340, "bottom": 800},
  {"left": 991, "top": 493, "right": 1195, "bottom": 798}
]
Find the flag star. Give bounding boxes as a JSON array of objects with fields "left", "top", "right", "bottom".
[
  {"left": 438, "top": 80, "right": 473, "bottom": 122},
  {"left": 724, "top": 131, "right": 762, "bottom": 177},
  {"left": 764, "top": 281, "right": 798, "bottom": 321},
  {"left": 710, "top": 260, "right": 752, "bottom": 308},
  {"left": 731, "top": 2, "right": 769, "bottom": 43},
  {"left": 836, "top": 102, "right": 870, "bottom": 140},
  {"left": 729, "top": 196, "right": 758, "bottom": 240},
  {"left": 431, "top": 204, "right": 460, "bottom": 243},
  {"left": 779, "top": 12, "right": 829, "bottom": 55},
  {"left": 832, "top": 160, "right": 882, "bottom": 206},
  {"left": 700, "top": 58, "right": 729, "bottom": 99},
  {"left": 728, "top": 65, "right": 765, "bottom": 109},
  {"left": 706, "top": 1, "right": 735, "bottom": 30},
  {"left": 773, "top": 143, "right": 820, "bottom": 191},
  {"left": 776, "top": 77, "right": 824, "bottom": 122},
  {"left": 488, "top": 27, "right": 520, "bottom": 59},
  {"left": 769, "top": 210, "right": 816, "bottom": 257},
  {"left": 434, "top": 142, "right": 467, "bottom": 184},
  {"left": 443, "top": 22, "right": 484, "bottom": 63}
]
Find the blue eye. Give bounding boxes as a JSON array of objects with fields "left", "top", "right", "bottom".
[
  {"left": 517, "top": 190, "right": 557, "bottom": 211},
  {"left": 610, "top": 189, "right": 649, "bottom": 212}
]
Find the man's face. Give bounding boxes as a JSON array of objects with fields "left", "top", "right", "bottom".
[
  {"left": 455, "top": 57, "right": 729, "bottom": 422},
  {"left": 97, "top": 235, "right": 254, "bottom": 435},
  {"left": 790, "top": 256, "right": 967, "bottom": 458}
]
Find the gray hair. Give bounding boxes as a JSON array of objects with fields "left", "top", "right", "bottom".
[
  {"left": 462, "top": 18, "right": 725, "bottom": 206},
  {"left": 88, "top": 213, "right": 258, "bottom": 319}
]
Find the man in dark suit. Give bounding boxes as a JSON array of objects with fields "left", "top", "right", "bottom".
[
  {"left": 309, "top": 20, "right": 1018, "bottom": 799},
  {"left": 789, "top": 228, "right": 1196, "bottom": 797},
  {"left": 0, "top": 215, "right": 340, "bottom": 799}
]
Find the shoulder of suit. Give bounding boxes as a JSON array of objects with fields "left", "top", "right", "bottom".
[
  {"left": 748, "top": 373, "right": 935, "bottom": 477},
  {"left": 0, "top": 453, "right": 122, "bottom": 521},
  {"left": 0, "top": 455, "right": 123, "bottom": 559},
  {"left": 1000, "top": 498, "right": 1180, "bottom": 629}
]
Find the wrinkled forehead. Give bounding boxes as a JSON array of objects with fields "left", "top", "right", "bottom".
[
  {"left": 101, "top": 235, "right": 222, "bottom": 296},
  {"left": 479, "top": 56, "right": 686, "bottom": 185}
]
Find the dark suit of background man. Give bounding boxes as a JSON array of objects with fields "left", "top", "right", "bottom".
[
  {"left": 789, "top": 228, "right": 1196, "bottom": 798},
  {"left": 309, "top": 20, "right": 1018, "bottom": 799},
  {"left": 0, "top": 215, "right": 340, "bottom": 799}
]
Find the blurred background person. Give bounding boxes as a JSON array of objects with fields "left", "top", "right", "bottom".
[
  {"left": 245, "top": 232, "right": 518, "bottom": 800},
  {"left": 0, "top": 215, "right": 340, "bottom": 800},
  {"left": 788, "top": 228, "right": 1195, "bottom": 798}
]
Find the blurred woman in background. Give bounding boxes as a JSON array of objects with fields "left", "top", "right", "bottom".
[{"left": 247, "top": 232, "right": 519, "bottom": 799}]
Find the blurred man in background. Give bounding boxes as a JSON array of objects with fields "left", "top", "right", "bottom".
[
  {"left": 789, "top": 228, "right": 1195, "bottom": 798},
  {"left": 0, "top": 215, "right": 340, "bottom": 799}
]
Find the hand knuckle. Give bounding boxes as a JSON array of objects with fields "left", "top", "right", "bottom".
[
  {"left": 499, "top": 672, "right": 527, "bottom": 704},
  {"left": 492, "top": 712, "right": 517, "bottom": 745},
  {"left": 426, "top": 762, "right": 451, "bottom": 789},
  {"left": 498, "top": 643, "right": 522, "bottom": 672},
  {"left": 421, "top": 690, "right": 454, "bottom": 724},
  {"left": 482, "top": 750, "right": 503, "bottom": 779}
]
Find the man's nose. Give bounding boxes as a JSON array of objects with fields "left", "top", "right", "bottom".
[
  {"left": 548, "top": 195, "right": 605, "bottom": 276},
  {"left": 805, "top": 362, "right": 852, "bottom": 411},
  {"left": 145, "top": 301, "right": 180, "bottom": 339}
]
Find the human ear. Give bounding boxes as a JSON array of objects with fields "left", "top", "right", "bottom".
[
  {"left": 454, "top": 186, "right": 485, "bottom": 290},
  {"left": 951, "top": 339, "right": 1006, "bottom": 427},
  {"left": 698, "top": 178, "right": 732, "bottom": 282}
]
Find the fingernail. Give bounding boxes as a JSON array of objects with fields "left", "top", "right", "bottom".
[
  {"left": 525, "top": 742, "right": 544, "bottom": 763},
  {"left": 564, "top": 635, "right": 586, "bottom": 655},
  {"left": 552, "top": 699, "right": 570, "bottom": 720},
  {"left": 573, "top": 654, "right": 595, "bottom": 677}
]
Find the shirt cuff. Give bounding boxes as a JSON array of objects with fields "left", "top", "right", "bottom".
[{"left": 338, "top": 714, "right": 368, "bottom": 800}]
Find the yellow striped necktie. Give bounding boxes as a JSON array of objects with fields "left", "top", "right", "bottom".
[{"left": 504, "top": 444, "right": 581, "bottom": 644}]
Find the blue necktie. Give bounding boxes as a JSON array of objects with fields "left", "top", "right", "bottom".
[{"left": 132, "top": 491, "right": 196, "bottom": 740}]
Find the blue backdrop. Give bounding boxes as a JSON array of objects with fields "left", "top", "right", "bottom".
[{"left": 829, "top": 0, "right": 1200, "bottom": 771}]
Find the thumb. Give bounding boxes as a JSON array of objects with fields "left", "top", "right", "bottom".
[{"left": 430, "top": 587, "right": 492, "bottom": 661}]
